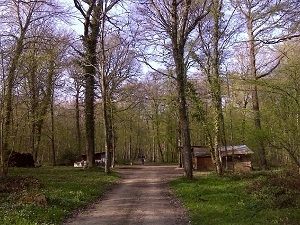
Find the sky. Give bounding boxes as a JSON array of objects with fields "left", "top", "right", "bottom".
[{"left": 59, "top": 0, "right": 83, "bottom": 35}]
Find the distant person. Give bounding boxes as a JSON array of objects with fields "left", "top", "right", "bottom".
[{"left": 141, "top": 155, "right": 145, "bottom": 164}]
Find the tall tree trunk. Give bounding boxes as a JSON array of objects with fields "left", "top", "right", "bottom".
[
  {"left": 102, "top": 90, "right": 113, "bottom": 173},
  {"left": 51, "top": 91, "right": 56, "bottom": 166},
  {"left": 204, "top": 0, "right": 224, "bottom": 175},
  {"left": 129, "top": 119, "right": 133, "bottom": 164},
  {"left": 99, "top": 8, "right": 113, "bottom": 173},
  {"left": 241, "top": 97, "right": 249, "bottom": 144},
  {"left": 76, "top": 0, "right": 103, "bottom": 168},
  {"left": 85, "top": 86, "right": 95, "bottom": 165},
  {"left": 75, "top": 88, "right": 82, "bottom": 155},
  {"left": 111, "top": 106, "right": 116, "bottom": 168},
  {"left": 213, "top": 0, "right": 224, "bottom": 175},
  {"left": 176, "top": 65, "right": 193, "bottom": 178},
  {"left": 84, "top": 52, "right": 96, "bottom": 168},
  {"left": 154, "top": 104, "right": 165, "bottom": 162},
  {"left": 33, "top": 54, "right": 55, "bottom": 164},
  {"left": 177, "top": 122, "right": 183, "bottom": 168},
  {"left": 74, "top": 0, "right": 120, "bottom": 169},
  {"left": 146, "top": 0, "right": 210, "bottom": 178},
  {"left": 1, "top": 0, "right": 35, "bottom": 176},
  {"left": 171, "top": 1, "right": 193, "bottom": 179},
  {"left": 226, "top": 74, "right": 235, "bottom": 172},
  {"left": 247, "top": 19, "right": 268, "bottom": 169},
  {"left": 28, "top": 49, "right": 39, "bottom": 162},
  {"left": 1, "top": 32, "right": 26, "bottom": 176}
]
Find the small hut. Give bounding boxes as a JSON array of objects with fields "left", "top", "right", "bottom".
[{"left": 193, "top": 145, "right": 254, "bottom": 172}]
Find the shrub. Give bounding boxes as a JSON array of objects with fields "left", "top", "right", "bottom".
[
  {"left": 248, "top": 170, "right": 300, "bottom": 208},
  {"left": 0, "top": 176, "right": 42, "bottom": 193},
  {"left": 57, "top": 151, "right": 79, "bottom": 166},
  {"left": 8, "top": 151, "right": 35, "bottom": 167}
]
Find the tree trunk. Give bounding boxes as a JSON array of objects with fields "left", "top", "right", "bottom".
[
  {"left": 212, "top": 0, "right": 224, "bottom": 175},
  {"left": 74, "top": 0, "right": 120, "bottom": 169},
  {"left": 98, "top": 8, "right": 114, "bottom": 173},
  {"left": 170, "top": 0, "right": 193, "bottom": 179},
  {"left": 154, "top": 105, "right": 165, "bottom": 162},
  {"left": 101, "top": 86, "right": 113, "bottom": 173},
  {"left": 177, "top": 124, "right": 183, "bottom": 168},
  {"left": 176, "top": 66, "right": 193, "bottom": 179},
  {"left": 111, "top": 111, "right": 116, "bottom": 168},
  {"left": 28, "top": 50, "right": 38, "bottom": 162},
  {"left": 226, "top": 74, "right": 235, "bottom": 172},
  {"left": 247, "top": 19, "right": 268, "bottom": 169},
  {"left": 32, "top": 54, "right": 55, "bottom": 164},
  {"left": 84, "top": 63, "right": 96, "bottom": 168},
  {"left": 79, "top": 1, "right": 103, "bottom": 168},
  {"left": 129, "top": 119, "right": 133, "bottom": 164},
  {"left": 75, "top": 88, "right": 82, "bottom": 155},
  {"left": 1, "top": 33, "right": 26, "bottom": 176},
  {"left": 146, "top": 0, "right": 211, "bottom": 178},
  {"left": 203, "top": 0, "right": 224, "bottom": 175},
  {"left": 51, "top": 91, "right": 56, "bottom": 166}
]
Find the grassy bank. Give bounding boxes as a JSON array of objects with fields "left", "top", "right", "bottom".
[
  {"left": 0, "top": 166, "right": 120, "bottom": 225},
  {"left": 169, "top": 170, "right": 300, "bottom": 225}
]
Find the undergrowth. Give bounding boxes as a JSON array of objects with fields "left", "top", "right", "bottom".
[
  {"left": 247, "top": 170, "right": 300, "bottom": 209},
  {"left": 0, "top": 166, "right": 119, "bottom": 225},
  {"left": 169, "top": 170, "right": 300, "bottom": 225}
]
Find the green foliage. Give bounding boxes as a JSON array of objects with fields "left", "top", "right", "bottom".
[
  {"left": 248, "top": 170, "right": 300, "bottom": 209},
  {"left": 169, "top": 171, "right": 300, "bottom": 225},
  {"left": 0, "top": 166, "right": 119, "bottom": 225},
  {"left": 57, "top": 151, "right": 80, "bottom": 166}
]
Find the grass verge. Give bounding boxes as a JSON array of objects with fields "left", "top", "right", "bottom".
[
  {"left": 0, "top": 166, "right": 120, "bottom": 225},
  {"left": 169, "top": 170, "right": 300, "bottom": 225}
]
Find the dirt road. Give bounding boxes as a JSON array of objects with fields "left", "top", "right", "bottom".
[{"left": 64, "top": 164, "right": 190, "bottom": 225}]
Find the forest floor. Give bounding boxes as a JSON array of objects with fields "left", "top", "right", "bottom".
[{"left": 64, "top": 164, "right": 190, "bottom": 225}]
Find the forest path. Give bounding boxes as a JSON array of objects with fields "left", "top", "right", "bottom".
[{"left": 64, "top": 164, "right": 190, "bottom": 225}]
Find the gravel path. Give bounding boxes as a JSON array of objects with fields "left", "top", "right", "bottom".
[{"left": 64, "top": 164, "right": 190, "bottom": 225}]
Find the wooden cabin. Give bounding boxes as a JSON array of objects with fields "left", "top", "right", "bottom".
[{"left": 193, "top": 145, "right": 254, "bottom": 172}]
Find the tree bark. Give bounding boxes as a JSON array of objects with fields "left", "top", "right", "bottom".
[
  {"left": 146, "top": 0, "right": 210, "bottom": 178},
  {"left": 51, "top": 92, "right": 56, "bottom": 166},
  {"left": 247, "top": 19, "right": 268, "bottom": 169},
  {"left": 98, "top": 5, "right": 114, "bottom": 173},
  {"left": 209, "top": 0, "right": 224, "bottom": 175},
  {"left": 75, "top": 86, "right": 82, "bottom": 155},
  {"left": 170, "top": 0, "right": 193, "bottom": 179},
  {"left": 74, "top": 0, "right": 120, "bottom": 169},
  {"left": 154, "top": 103, "right": 165, "bottom": 162},
  {"left": 34, "top": 52, "right": 55, "bottom": 163},
  {"left": 176, "top": 65, "right": 193, "bottom": 178},
  {"left": 74, "top": 0, "right": 103, "bottom": 168},
  {"left": 1, "top": 30, "right": 27, "bottom": 175}
]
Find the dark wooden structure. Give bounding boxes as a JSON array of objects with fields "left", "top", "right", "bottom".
[{"left": 193, "top": 145, "right": 254, "bottom": 172}]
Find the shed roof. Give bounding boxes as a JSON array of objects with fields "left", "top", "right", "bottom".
[
  {"left": 220, "top": 145, "right": 254, "bottom": 155},
  {"left": 193, "top": 145, "right": 254, "bottom": 157}
]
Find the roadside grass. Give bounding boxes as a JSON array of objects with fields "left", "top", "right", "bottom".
[
  {"left": 169, "top": 170, "right": 300, "bottom": 225},
  {"left": 0, "top": 166, "right": 120, "bottom": 225}
]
